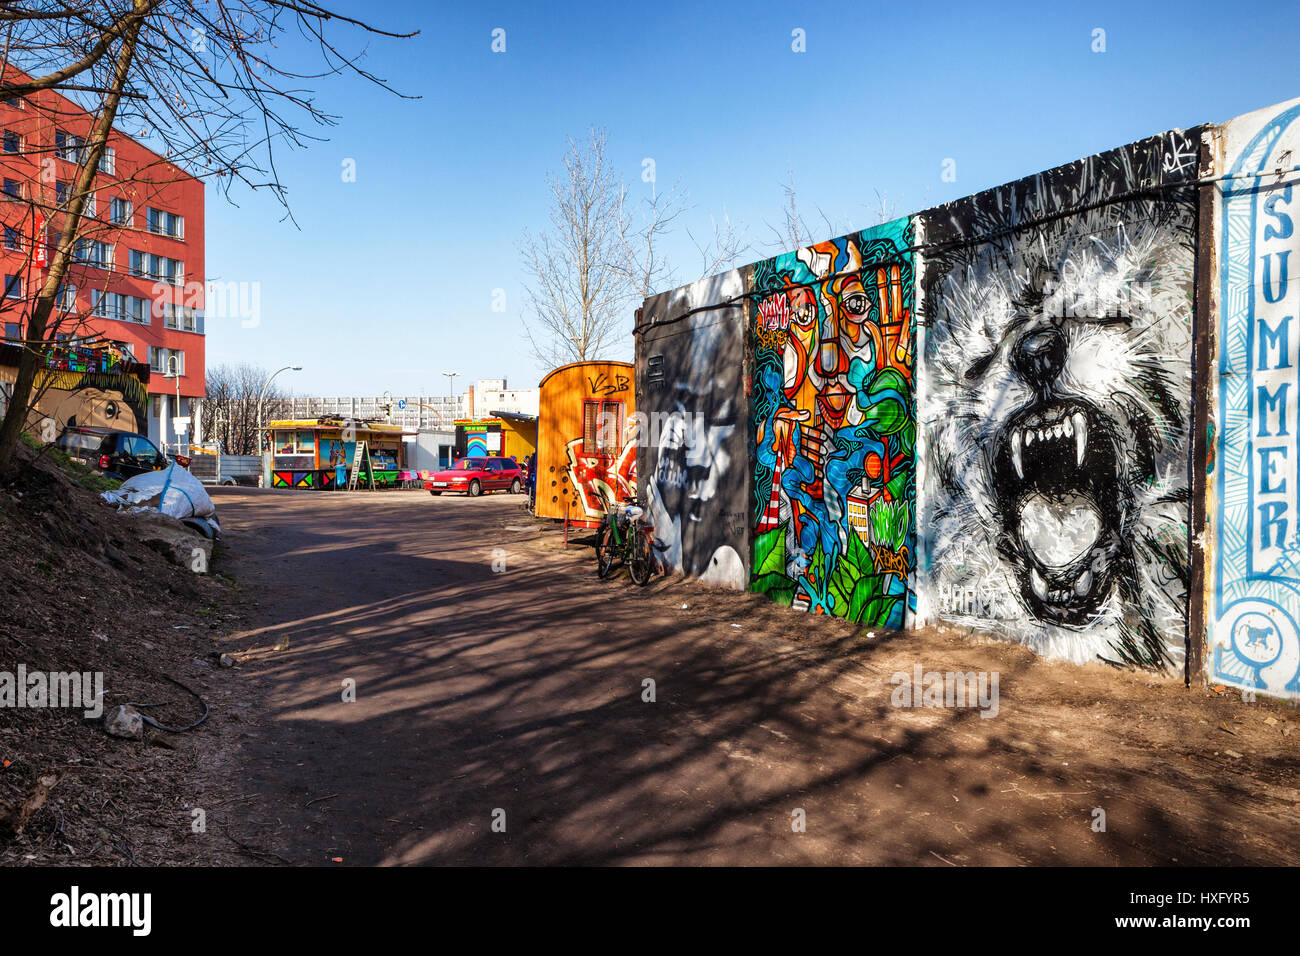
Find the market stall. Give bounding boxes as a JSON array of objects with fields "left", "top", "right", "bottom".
[{"left": 266, "top": 416, "right": 415, "bottom": 489}]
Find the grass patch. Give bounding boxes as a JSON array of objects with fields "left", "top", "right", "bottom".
[{"left": 20, "top": 432, "right": 122, "bottom": 493}]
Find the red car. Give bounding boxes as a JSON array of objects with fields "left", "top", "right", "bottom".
[{"left": 426, "top": 456, "right": 524, "bottom": 497}]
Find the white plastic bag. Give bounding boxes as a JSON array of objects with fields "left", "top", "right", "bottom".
[{"left": 101, "top": 461, "right": 216, "bottom": 520}]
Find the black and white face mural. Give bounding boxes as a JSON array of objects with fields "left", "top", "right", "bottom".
[
  {"left": 636, "top": 268, "right": 750, "bottom": 588},
  {"left": 920, "top": 131, "right": 1200, "bottom": 669}
]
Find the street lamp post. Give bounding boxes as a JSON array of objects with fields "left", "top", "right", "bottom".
[
  {"left": 164, "top": 355, "right": 182, "bottom": 450},
  {"left": 443, "top": 370, "right": 460, "bottom": 419},
  {"left": 258, "top": 365, "right": 302, "bottom": 453}
]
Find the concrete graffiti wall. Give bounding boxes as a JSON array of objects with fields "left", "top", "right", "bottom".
[
  {"left": 635, "top": 268, "right": 750, "bottom": 587},
  {"left": 628, "top": 102, "right": 1300, "bottom": 695},
  {"left": 1208, "top": 97, "right": 1300, "bottom": 700},
  {"left": 748, "top": 219, "right": 917, "bottom": 627},
  {"left": 918, "top": 131, "right": 1201, "bottom": 669}
]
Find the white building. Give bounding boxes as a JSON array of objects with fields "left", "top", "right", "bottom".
[
  {"left": 286, "top": 394, "right": 464, "bottom": 431},
  {"left": 466, "top": 379, "right": 539, "bottom": 417}
]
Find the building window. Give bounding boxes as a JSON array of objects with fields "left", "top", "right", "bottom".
[
  {"left": 3, "top": 179, "right": 21, "bottom": 200},
  {"left": 98, "top": 147, "right": 115, "bottom": 175},
  {"left": 145, "top": 207, "right": 183, "bottom": 238},
  {"left": 73, "top": 239, "right": 113, "bottom": 269},
  {"left": 272, "top": 430, "right": 314, "bottom": 455},
  {"left": 2, "top": 130, "right": 18, "bottom": 153},
  {"left": 109, "top": 196, "right": 132, "bottom": 226},
  {"left": 149, "top": 346, "right": 183, "bottom": 375},
  {"left": 162, "top": 302, "right": 197, "bottom": 332},
  {"left": 55, "top": 181, "right": 72, "bottom": 206},
  {"left": 126, "top": 295, "right": 148, "bottom": 324},
  {"left": 4, "top": 322, "right": 18, "bottom": 341},
  {"left": 3, "top": 226, "right": 18, "bottom": 251},
  {"left": 59, "top": 187, "right": 96, "bottom": 217},
  {"left": 100, "top": 292, "right": 148, "bottom": 324},
  {"left": 54, "top": 129, "right": 84, "bottom": 163},
  {"left": 129, "top": 250, "right": 182, "bottom": 284},
  {"left": 92, "top": 290, "right": 120, "bottom": 320},
  {"left": 4, "top": 274, "right": 22, "bottom": 299},
  {"left": 157, "top": 255, "right": 182, "bottom": 284},
  {"left": 56, "top": 285, "right": 76, "bottom": 311}
]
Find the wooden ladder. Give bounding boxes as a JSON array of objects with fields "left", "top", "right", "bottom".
[{"left": 347, "top": 440, "right": 375, "bottom": 491}]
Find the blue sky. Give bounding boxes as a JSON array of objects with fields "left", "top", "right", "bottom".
[{"left": 201, "top": 0, "right": 1297, "bottom": 396}]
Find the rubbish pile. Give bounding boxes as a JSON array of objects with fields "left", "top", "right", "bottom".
[
  {"left": 100, "top": 463, "right": 221, "bottom": 569},
  {"left": 101, "top": 461, "right": 222, "bottom": 540}
]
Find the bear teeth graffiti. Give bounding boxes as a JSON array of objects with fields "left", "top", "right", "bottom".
[{"left": 993, "top": 393, "right": 1126, "bottom": 627}]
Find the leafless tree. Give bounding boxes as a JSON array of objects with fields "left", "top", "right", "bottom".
[
  {"left": 199, "top": 360, "right": 287, "bottom": 455},
  {"left": 0, "top": 1, "right": 416, "bottom": 475},
  {"left": 766, "top": 167, "right": 812, "bottom": 252},
  {"left": 519, "top": 127, "right": 633, "bottom": 371},
  {"left": 523, "top": 129, "right": 757, "bottom": 372},
  {"left": 766, "top": 174, "right": 906, "bottom": 253},
  {"left": 863, "top": 188, "right": 901, "bottom": 228},
  {"left": 615, "top": 177, "right": 687, "bottom": 302},
  {"left": 687, "top": 206, "right": 752, "bottom": 281}
]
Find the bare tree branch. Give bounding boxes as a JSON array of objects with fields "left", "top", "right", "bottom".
[
  {"left": 0, "top": 0, "right": 417, "bottom": 473},
  {"left": 519, "top": 127, "right": 634, "bottom": 371}
]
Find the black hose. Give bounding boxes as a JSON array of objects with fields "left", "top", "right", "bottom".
[{"left": 126, "top": 673, "right": 210, "bottom": 733}]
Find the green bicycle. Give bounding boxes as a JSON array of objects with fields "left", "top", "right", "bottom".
[{"left": 595, "top": 495, "right": 655, "bottom": 585}]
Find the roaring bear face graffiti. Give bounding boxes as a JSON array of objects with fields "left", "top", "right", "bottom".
[
  {"left": 983, "top": 307, "right": 1158, "bottom": 627},
  {"left": 927, "top": 220, "right": 1193, "bottom": 668}
]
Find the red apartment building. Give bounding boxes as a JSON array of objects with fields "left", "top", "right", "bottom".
[{"left": 0, "top": 70, "right": 204, "bottom": 446}]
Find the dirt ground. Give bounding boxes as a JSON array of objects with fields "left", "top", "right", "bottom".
[
  {"left": 0, "top": 444, "right": 251, "bottom": 866},
  {"left": 194, "top": 487, "right": 1298, "bottom": 866}
]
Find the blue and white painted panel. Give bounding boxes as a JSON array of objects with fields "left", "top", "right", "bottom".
[{"left": 1211, "top": 96, "right": 1300, "bottom": 700}]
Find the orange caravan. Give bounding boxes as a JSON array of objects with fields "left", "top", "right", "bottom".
[{"left": 533, "top": 360, "right": 637, "bottom": 527}]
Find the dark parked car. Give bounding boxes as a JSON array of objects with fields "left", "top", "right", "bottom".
[
  {"left": 57, "top": 426, "right": 183, "bottom": 480},
  {"left": 425, "top": 456, "right": 523, "bottom": 496}
]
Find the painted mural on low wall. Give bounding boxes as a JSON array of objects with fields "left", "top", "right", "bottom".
[
  {"left": 919, "top": 130, "right": 1200, "bottom": 669},
  {"left": 748, "top": 219, "right": 916, "bottom": 628},
  {"left": 635, "top": 268, "right": 750, "bottom": 587},
  {"left": 1209, "top": 97, "right": 1300, "bottom": 700}
]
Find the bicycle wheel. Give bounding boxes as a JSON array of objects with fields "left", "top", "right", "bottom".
[
  {"left": 595, "top": 519, "right": 618, "bottom": 578},
  {"left": 628, "top": 526, "right": 655, "bottom": 586}
]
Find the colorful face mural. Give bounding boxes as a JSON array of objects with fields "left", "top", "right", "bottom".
[
  {"left": 42, "top": 384, "right": 140, "bottom": 432},
  {"left": 638, "top": 269, "right": 750, "bottom": 588},
  {"left": 2, "top": 342, "right": 149, "bottom": 436},
  {"left": 920, "top": 131, "right": 1199, "bottom": 669},
  {"left": 1209, "top": 97, "right": 1300, "bottom": 700},
  {"left": 749, "top": 219, "right": 916, "bottom": 628}
]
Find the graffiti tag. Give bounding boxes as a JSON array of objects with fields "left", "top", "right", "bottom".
[{"left": 587, "top": 373, "right": 629, "bottom": 396}]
